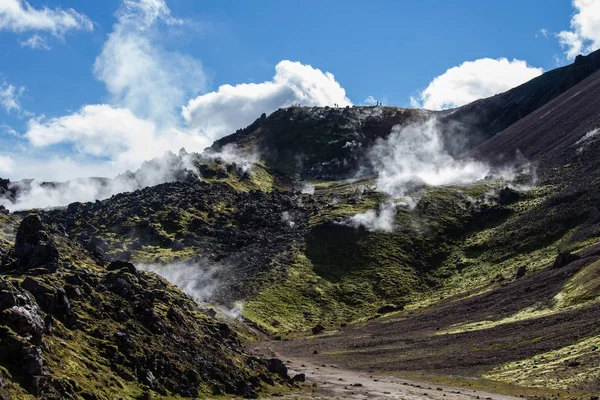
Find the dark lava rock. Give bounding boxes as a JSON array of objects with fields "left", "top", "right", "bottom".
[
  {"left": 311, "top": 324, "right": 325, "bottom": 335},
  {"left": 498, "top": 187, "right": 520, "bottom": 205},
  {"left": 171, "top": 241, "right": 185, "bottom": 251},
  {"left": 266, "top": 359, "right": 289, "bottom": 379},
  {"left": 377, "top": 304, "right": 403, "bottom": 314},
  {"left": 14, "top": 215, "right": 59, "bottom": 271},
  {"left": 206, "top": 308, "right": 217, "bottom": 318},
  {"left": 515, "top": 266, "right": 527, "bottom": 279},
  {"left": 551, "top": 252, "right": 580, "bottom": 269},
  {"left": 290, "top": 373, "right": 306, "bottom": 383},
  {"left": 22, "top": 346, "right": 43, "bottom": 375},
  {"left": 4, "top": 305, "right": 45, "bottom": 344},
  {"left": 106, "top": 260, "right": 138, "bottom": 275},
  {"left": 21, "top": 277, "right": 72, "bottom": 321}
]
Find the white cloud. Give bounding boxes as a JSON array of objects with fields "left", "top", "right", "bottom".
[
  {"left": 0, "top": 81, "right": 24, "bottom": 114},
  {"left": 0, "top": 0, "right": 92, "bottom": 35},
  {"left": 26, "top": 105, "right": 156, "bottom": 157},
  {"left": 182, "top": 60, "right": 352, "bottom": 140},
  {"left": 3, "top": 0, "right": 354, "bottom": 211},
  {"left": 558, "top": 0, "right": 600, "bottom": 59},
  {"left": 411, "top": 58, "right": 543, "bottom": 110},
  {"left": 117, "top": 0, "right": 183, "bottom": 28},
  {"left": 14, "top": 0, "right": 212, "bottom": 181},
  {"left": 24, "top": 104, "right": 211, "bottom": 175},
  {"left": 0, "top": 123, "right": 19, "bottom": 136},
  {"left": 93, "top": 0, "right": 206, "bottom": 124},
  {"left": 0, "top": 155, "right": 14, "bottom": 175},
  {"left": 19, "top": 33, "right": 50, "bottom": 50}
]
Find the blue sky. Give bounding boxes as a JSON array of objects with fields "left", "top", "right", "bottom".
[{"left": 0, "top": 0, "right": 598, "bottom": 181}]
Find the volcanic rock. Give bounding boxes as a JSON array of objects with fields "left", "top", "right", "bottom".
[{"left": 14, "top": 215, "right": 59, "bottom": 272}]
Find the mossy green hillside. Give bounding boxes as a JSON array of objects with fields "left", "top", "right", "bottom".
[
  {"left": 244, "top": 180, "right": 530, "bottom": 332},
  {"left": 0, "top": 219, "right": 283, "bottom": 399}
]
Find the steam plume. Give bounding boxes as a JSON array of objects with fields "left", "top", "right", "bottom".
[
  {"left": 0, "top": 145, "right": 257, "bottom": 211},
  {"left": 345, "top": 118, "right": 515, "bottom": 232}
]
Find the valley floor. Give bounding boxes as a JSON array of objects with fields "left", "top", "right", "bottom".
[
  {"left": 249, "top": 242, "right": 600, "bottom": 399},
  {"left": 253, "top": 344, "right": 521, "bottom": 400}
]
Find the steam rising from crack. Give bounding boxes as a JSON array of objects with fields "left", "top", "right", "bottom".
[
  {"left": 0, "top": 145, "right": 257, "bottom": 211},
  {"left": 137, "top": 259, "right": 244, "bottom": 319},
  {"left": 345, "top": 118, "right": 517, "bottom": 232},
  {"left": 137, "top": 261, "right": 220, "bottom": 303},
  {"left": 371, "top": 119, "right": 492, "bottom": 197},
  {"left": 346, "top": 202, "right": 398, "bottom": 233}
]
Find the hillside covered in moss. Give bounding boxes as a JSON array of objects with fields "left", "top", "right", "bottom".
[{"left": 0, "top": 214, "right": 289, "bottom": 399}]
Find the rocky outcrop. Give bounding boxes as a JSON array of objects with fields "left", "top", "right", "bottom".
[
  {"left": 0, "top": 217, "right": 282, "bottom": 399},
  {"left": 0, "top": 277, "right": 47, "bottom": 392},
  {"left": 14, "top": 215, "right": 59, "bottom": 272},
  {"left": 551, "top": 252, "right": 580, "bottom": 269},
  {"left": 43, "top": 181, "right": 310, "bottom": 304}
]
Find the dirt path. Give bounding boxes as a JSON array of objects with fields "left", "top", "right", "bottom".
[{"left": 254, "top": 343, "right": 520, "bottom": 400}]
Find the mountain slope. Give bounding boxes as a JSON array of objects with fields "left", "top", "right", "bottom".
[
  {"left": 473, "top": 69, "right": 600, "bottom": 178},
  {"left": 211, "top": 49, "right": 600, "bottom": 181},
  {"left": 442, "top": 48, "right": 600, "bottom": 150},
  {"left": 0, "top": 215, "right": 285, "bottom": 399},
  {"left": 212, "top": 106, "right": 431, "bottom": 180}
]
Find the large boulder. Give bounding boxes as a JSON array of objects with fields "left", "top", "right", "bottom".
[
  {"left": 551, "top": 252, "right": 580, "bottom": 269},
  {"left": 266, "top": 359, "right": 288, "bottom": 379},
  {"left": 20, "top": 278, "right": 73, "bottom": 323},
  {"left": 14, "top": 215, "right": 59, "bottom": 272},
  {"left": 498, "top": 187, "right": 520, "bottom": 205},
  {"left": 311, "top": 324, "right": 325, "bottom": 335},
  {"left": 3, "top": 305, "right": 45, "bottom": 344}
]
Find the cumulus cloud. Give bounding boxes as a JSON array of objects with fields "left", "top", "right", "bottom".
[
  {"left": 24, "top": 104, "right": 212, "bottom": 174},
  {"left": 0, "top": 0, "right": 92, "bottom": 46},
  {"left": 5, "top": 0, "right": 354, "bottom": 211},
  {"left": 411, "top": 58, "right": 543, "bottom": 110},
  {"left": 558, "top": 0, "right": 600, "bottom": 59},
  {"left": 18, "top": 0, "right": 212, "bottom": 179},
  {"left": 26, "top": 105, "right": 155, "bottom": 156},
  {"left": 93, "top": 0, "right": 206, "bottom": 125},
  {"left": 0, "top": 81, "right": 24, "bottom": 114},
  {"left": 0, "top": 155, "right": 14, "bottom": 175},
  {"left": 182, "top": 60, "right": 352, "bottom": 140}
]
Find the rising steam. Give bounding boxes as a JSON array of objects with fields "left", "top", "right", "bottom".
[
  {"left": 137, "top": 259, "right": 244, "bottom": 319},
  {"left": 345, "top": 118, "right": 514, "bottom": 232},
  {"left": 371, "top": 118, "right": 492, "bottom": 197},
  {"left": 0, "top": 145, "right": 257, "bottom": 211},
  {"left": 137, "top": 260, "right": 221, "bottom": 303}
]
